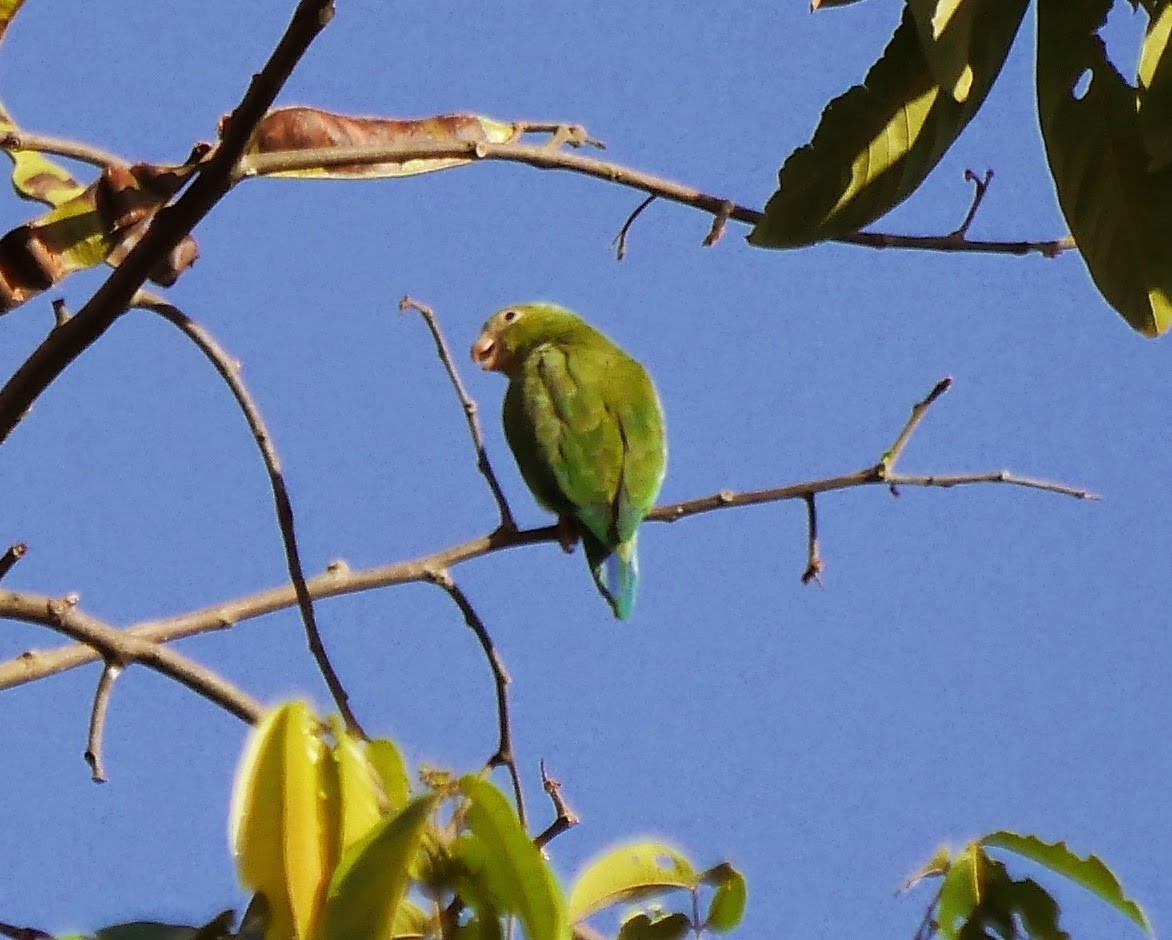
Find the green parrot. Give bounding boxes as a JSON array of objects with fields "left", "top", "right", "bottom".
[{"left": 471, "top": 302, "right": 667, "bottom": 619}]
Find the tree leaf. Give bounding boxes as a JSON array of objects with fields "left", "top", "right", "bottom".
[
  {"left": 936, "top": 846, "right": 982, "bottom": 940},
  {"left": 315, "top": 792, "right": 439, "bottom": 940},
  {"left": 0, "top": 0, "right": 27, "bottom": 43},
  {"left": 328, "top": 720, "right": 384, "bottom": 856},
  {"left": 983, "top": 830, "right": 1152, "bottom": 934},
  {"left": 700, "top": 862, "right": 747, "bottom": 932},
  {"left": 749, "top": 1, "right": 1025, "bottom": 248},
  {"left": 229, "top": 701, "right": 333, "bottom": 940},
  {"left": 367, "top": 737, "right": 411, "bottom": 815},
  {"left": 1138, "top": 1, "right": 1172, "bottom": 171},
  {"left": 457, "top": 774, "right": 569, "bottom": 940},
  {"left": 567, "top": 841, "right": 699, "bottom": 924},
  {"left": 389, "top": 898, "right": 431, "bottom": 939},
  {"left": 245, "top": 108, "right": 523, "bottom": 179},
  {"left": 908, "top": 0, "right": 991, "bottom": 102},
  {"left": 1036, "top": 0, "right": 1172, "bottom": 336},
  {"left": 616, "top": 911, "right": 691, "bottom": 940}
]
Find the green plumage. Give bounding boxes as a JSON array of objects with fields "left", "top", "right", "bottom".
[{"left": 471, "top": 303, "right": 667, "bottom": 619}]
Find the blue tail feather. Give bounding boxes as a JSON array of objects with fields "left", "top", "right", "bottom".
[{"left": 586, "top": 534, "right": 640, "bottom": 619}]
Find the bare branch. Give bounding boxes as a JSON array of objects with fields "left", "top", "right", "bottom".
[
  {"left": 0, "top": 0, "right": 337, "bottom": 446},
  {"left": 800, "top": 494, "right": 823, "bottom": 586},
  {"left": 536, "top": 760, "right": 580, "bottom": 847},
  {"left": 881, "top": 376, "right": 953, "bottom": 475},
  {"left": 424, "top": 567, "right": 525, "bottom": 827},
  {"left": 238, "top": 140, "right": 1072, "bottom": 258},
  {"left": 613, "top": 195, "right": 657, "bottom": 260},
  {"left": 85, "top": 662, "right": 122, "bottom": 783},
  {"left": 0, "top": 129, "right": 131, "bottom": 170},
  {"left": 0, "top": 543, "right": 27, "bottom": 582},
  {"left": 134, "top": 291, "right": 365, "bottom": 738},
  {"left": 950, "top": 169, "right": 994, "bottom": 240},
  {"left": 399, "top": 296, "right": 517, "bottom": 531},
  {"left": 0, "top": 382, "right": 1096, "bottom": 692},
  {"left": 0, "top": 590, "right": 264, "bottom": 722},
  {"left": 702, "top": 200, "right": 735, "bottom": 247}
]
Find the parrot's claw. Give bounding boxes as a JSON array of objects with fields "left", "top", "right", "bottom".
[{"left": 556, "top": 516, "right": 580, "bottom": 554}]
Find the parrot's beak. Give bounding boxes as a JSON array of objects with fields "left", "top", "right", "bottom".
[{"left": 471, "top": 333, "right": 499, "bottom": 370}]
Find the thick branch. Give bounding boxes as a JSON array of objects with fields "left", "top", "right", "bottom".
[
  {"left": 239, "top": 140, "right": 1072, "bottom": 258},
  {"left": 0, "top": 0, "right": 336, "bottom": 445}
]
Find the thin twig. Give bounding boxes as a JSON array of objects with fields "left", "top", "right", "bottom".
[
  {"left": 0, "top": 130, "right": 131, "bottom": 171},
  {"left": 535, "top": 760, "right": 580, "bottom": 847},
  {"left": 85, "top": 662, "right": 122, "bottom": 783},
  {"left": 424, "top": 567, "right": 525, "bottom": 827},
  {"left": 399, "top": 296, "right": 517, "bottom": 531},
  {"left": 0, "top": 0, "right": 337, "bottom": 446},
  {"left": 949, "top": 170, "right": 993, "bottom": 240},
  {"left": 613, "top": 195, "right": 657, "bottom": 260},
  {"left": 702, "top": 200, "right": 735, "bottom": 247},
  {"left": 134, "top": 291, "right": 365, "bottom": 739},
  {"left": 881, "top": 376, "right": 953, "bottom": 475},
  {"left": 800, "top": 494, "right": 823, "bottom": 586},
  {"left": 0, "top": 383, "right": 1097, "bottom": 692},
  {"left": 0, "top": 543, "right": 27, "bottom": 582},
  {"left": 238, "top": 140, "right": 1072, "bottom": 258}
]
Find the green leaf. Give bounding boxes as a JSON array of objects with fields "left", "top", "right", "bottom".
[
  {"left": 1003, "top": 877, "right": 1067, "bottom": 940},
  {"left": 983, "top": 831, "right": 1152, "bottom": 934},
  {"left": 1138, "top": 1, "right": 1172, "bottom": 170},
  {"left": 567, "top": 842, "right": 699, "bottom": 923},
  {"left": 229, "top": 701, "right": 332, "bottom": 940},
  {"left": 616, "top": 911, "right": 691, "bottom": 940},
  {"left": 316, "top": 792, "right": 439, "bottom": 940},
  {"left": 700, "top": 863, "right": 747, "bottom": 932},
  {"left": 328, "top": 720, "right": 384, "bottom": 855},
  {"left": 389, "top": 899, "right": 431, "bottom": 939},
  {"left": 936, "top": 846, "right": 982, "bottom": 940},
  {"left": 749, "top": 1, "right": 1026, "bottom": 248},
  {"left": 1036, "top": 0, "right": 1172, "bottom": 336},
  {"left": 367, "top": 737, "right": 411, "bottom": 815},
  {"left": 457, "top": 775, "right": 569, "bottom": 940},
  {"left": 909, "top": 0, "right": 980, "bottom": 102}
]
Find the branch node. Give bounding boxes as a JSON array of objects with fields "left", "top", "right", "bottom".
[
  {"left": 536, "top": 759, "right": 580, "bottom": 847},
  {"left": 51, "top": 299, "right": 72, "bottom": 327},
  {"left": 948, "top": 169, "right": 994, "bottom": 241}
]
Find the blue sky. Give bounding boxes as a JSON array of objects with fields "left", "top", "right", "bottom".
[{"left": 0, "top": 2, "right": 1166, "bottom": 938}]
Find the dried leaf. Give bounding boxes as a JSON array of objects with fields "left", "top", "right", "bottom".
[{"left": 242, "top": 107, "right": 523, "bottom": 179}]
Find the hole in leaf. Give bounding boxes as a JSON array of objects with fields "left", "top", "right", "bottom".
[{"left": 1073, "top": 69, "right": 1092, "bottom": 100}]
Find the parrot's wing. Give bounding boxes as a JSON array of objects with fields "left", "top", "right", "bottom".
[
  {"left": 608, "top": 363, "right": 667, "bottom": 543},
  {"left": 505, "top": 342, "right": 627, "bottom": 546}
]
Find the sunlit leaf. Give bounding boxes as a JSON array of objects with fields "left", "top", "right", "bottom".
[
  {"left": 700, "top": 863, "right": 747, "bottom": 932},
  {"left": 984, "top": 831, "right": 1152, "bottom": 934},
  {"left": 315, "top": 793, "right": 439, "bottom": 940},
  {"left": 94, "top": 916, "right": 234, "bottom": 940},
  {"left": 458, "top": 775, "right": 569, "bottom": 940},
  {"left": 567, "top": 841, "right": 699, "bottom": 923},
  {"left": 229, "top": 701, "right": 332, "bottom": 940},
  {"left": 908, "top": 0, "right": 994, "bottom": 102},
  {"left": 389, "top": 898, "right": 431, "bottom": 939},
  {"left": 0, "top": 0, "right": 27, "bottom": 43},
  {"left": 749, "top": 2, "right": 1025, "bottom": 248},
  {"left": 367, "top": 737, "right": 411, "bottom": 815},
  {"left": 245, "top": 108, "right": 523, "bottom": 179},
  {"left": 936, "top": 846, "right": 982, "bottom": 940},
  {"left": 1037, "top": 0, "right": 1172, "bottom": 335},
  {"left": 616, "top": 911, "right": 691, "bottom": 940},
  {"left": 1138, "top": 1, "right": 1172, "bottom": 170},
  {"left": 328, "top": 718, "right": 384, "bottom": 855}
]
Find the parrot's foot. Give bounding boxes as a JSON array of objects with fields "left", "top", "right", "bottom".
[{"left": 556, "top": 516, "right": 580, "bottom": 554}]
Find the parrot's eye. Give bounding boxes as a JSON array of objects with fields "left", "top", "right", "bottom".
[{"left": 502, "top": 309, "right": 520, "bottom": 323}]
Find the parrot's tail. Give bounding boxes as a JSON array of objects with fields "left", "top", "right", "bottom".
[{"left": 585, "top": 533, "right": 639, "bottom": 620}]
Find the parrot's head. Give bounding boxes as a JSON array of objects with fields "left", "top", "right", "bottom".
[{"left": 471, "top": 303, "right": 586, "bottom": 377}]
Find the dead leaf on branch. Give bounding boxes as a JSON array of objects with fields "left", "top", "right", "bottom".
[
  {"left": 0, "top": 161, "right": 200, "bottom": 314},
  {"left": 238, "top": 106, "right": 526, "bottom": 179}
]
